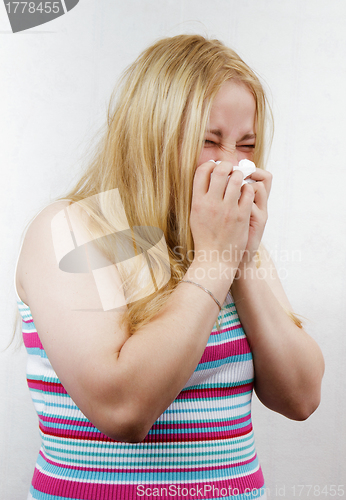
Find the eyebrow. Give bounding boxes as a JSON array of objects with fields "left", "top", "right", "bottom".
[{"left": 207, "top": 130, "right": 256, "bottom": 142}]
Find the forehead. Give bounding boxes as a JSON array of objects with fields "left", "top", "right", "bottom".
[{"left": 208, "top": 80, "right": 256, "bottom": 133}]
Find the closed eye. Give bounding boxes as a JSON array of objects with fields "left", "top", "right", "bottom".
[{"left": 237, "top": 144, "right": 255, "bottom": 152}]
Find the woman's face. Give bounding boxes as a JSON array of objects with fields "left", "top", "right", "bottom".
[{"left": 197, "top": 80, "right": 257, "bottom": 167}]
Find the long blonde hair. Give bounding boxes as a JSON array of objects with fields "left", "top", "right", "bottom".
[{"left": 62, "top": 35, "right": 272, "bottom": 334}]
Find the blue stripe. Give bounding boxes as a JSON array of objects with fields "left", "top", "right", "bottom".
[
  {"left": 149, "top": 418, "right": 252, "bottom": 435},
  {"left": 28, "top": 374, "right": 60, "bottom": 382},
  {"left": 156, "top": 410, "right": 251, "bottom": 425},
  {"left": 30, "top": 388, "right": 70, "bottom": 398},
  {"left": 26, "top": 348, "right": 48, "bottom": 358},
  {"left": 182, "top": 379, "right": 254, "bottom": 391},
  {"left": 164, "top": 399, "right": 251, "bottom": 414}
]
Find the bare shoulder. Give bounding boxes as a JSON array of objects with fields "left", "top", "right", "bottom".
[
  {"left": 16, "top": 200, "right": 72, "bottom": 305},
  {"left": 17, "top": 198, "right": 127, "bottom": 316}
]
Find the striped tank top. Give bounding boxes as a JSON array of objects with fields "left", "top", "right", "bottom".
[{"left": 16, "top": 292, "right": 266, "bottom": 500}]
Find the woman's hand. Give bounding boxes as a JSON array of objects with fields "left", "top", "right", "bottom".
[
  {"left": 190, "top": 160, "right": 255, "bottom": 274},
  {"left": 239, "top": 168, "right": 272, "bottom": 266}
]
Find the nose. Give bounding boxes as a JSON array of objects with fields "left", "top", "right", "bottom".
[{"left": 214, "top": 145, "right": 239, "bottom": 166}]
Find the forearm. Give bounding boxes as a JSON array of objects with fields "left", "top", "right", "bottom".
[
  {"left": 98, "top": 260, "right": 237, "bottom": 440},
  {"left": 231, "top": 262, "right": 324, "bottom": 420}
]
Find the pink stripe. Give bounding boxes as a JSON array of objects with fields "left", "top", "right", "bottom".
[
  {"left": 28, "top": 378, "right": 252, "bottom": 400},
  {"left": 39, "top": 422, "right": 253, "bottom": 442},
  {"left": 23, "top": 330, "right": 44, "bottom": 350},
  {"left": 177, "top": 382, "right": 253, "bottom": 400},
  {"left": 38, "top": 412, "right": 250, "bottom": 430},
  {"left": 21, "top": 317, "right": 33, "bottom": 324},
  {"left": 28, "top": 379, "right": 68, "bottom": 395},
  {"left": 144, "top": 423, "right": 253, "bottom": 442},
  {"left": 199, "top": 337, "right": 251, "bottom": 365},
  {"left": 39, "top": 415, "right": 96, "bottom": 427},
  {"left": 32, "top": 467, "right": 264, "bottom": 499},
  {"left": 39, "top": 423, "right": 114, "bottom": 442}
]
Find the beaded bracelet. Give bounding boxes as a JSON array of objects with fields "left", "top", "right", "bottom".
[{"left": 180, "top": 280, "right": 222, "bottom": 311}]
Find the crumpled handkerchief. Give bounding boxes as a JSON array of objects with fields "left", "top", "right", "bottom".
[{"left": 210, "top": 159, "right": 256, "bottom": 186}]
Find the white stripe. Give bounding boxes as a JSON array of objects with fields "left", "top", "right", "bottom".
[
  {"left": 207, "top": 332, "right": 247, "bottom": 347},
  {"left": 184, "top": 359, "right": 254, "bottom": 388},
  {"left": 167, "top": 392, "right": 252, "bottom": 411},
  {"left": 159, "top": 404, "right": 252, "bottom": 423}
]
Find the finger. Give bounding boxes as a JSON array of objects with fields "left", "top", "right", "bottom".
[
  {"left": 248, "top": 169, "right": 272, "bottom": 196},
  {"left": 209, "top": 161, "right": 241, "bottom": 199},
  {"left": 237, "top": 182, "right": 255, "bottom": 211},
  {"left": 249, "top": 181, "right": 268, "bottom": 212},
  {"left": 249, "top": 200, "right": 264, "bottom": 220},
  {"left": 221, "top": 168, "right": 244, "bottom": 202},
  {"left": 248, "top": 202, "right": 268, "bottom": 237},
  {"left": 192, "top": 161, "right": 219, "bottom": 196}
]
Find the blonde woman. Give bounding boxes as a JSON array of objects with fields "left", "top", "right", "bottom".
[{"left": 15, "top": 35, "right": 324, "bottom": 500}]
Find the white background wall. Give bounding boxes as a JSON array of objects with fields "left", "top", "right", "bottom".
[{"left": 1, "top": 1, "right": 345, "bottom": 498}]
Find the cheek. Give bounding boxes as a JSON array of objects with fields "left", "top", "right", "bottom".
[
  {"left": 236, "top": 145, "right": 256, "bottom": 162},
  {"left": 197, "top": 148, "right": 213, "bottom": 167},
  {"left": 237, "top": 150, "right": 255, "bottom": 162}
]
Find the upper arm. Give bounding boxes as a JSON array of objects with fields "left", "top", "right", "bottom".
[{"left": 17, "top": 201, "right": 131, "bottom": 429}]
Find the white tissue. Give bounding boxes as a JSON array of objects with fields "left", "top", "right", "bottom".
[
  {"left": 209, "top": 159, "right": 256, "bottom": 186},
  {"left": 233, "top": 159, "right": 256, "bottom": 183}
]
